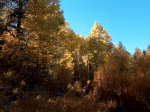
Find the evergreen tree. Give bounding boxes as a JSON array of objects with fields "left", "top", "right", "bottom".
[
  {"left": 0, "top": 0, "right": 30, "bottom": 38},
  {"left": 0, "top": 0, "right": 7, "bottom": 33}
]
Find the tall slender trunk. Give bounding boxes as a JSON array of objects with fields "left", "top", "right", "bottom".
[{"left": 16, "top": 0, "right": 23, "bottom": 39}]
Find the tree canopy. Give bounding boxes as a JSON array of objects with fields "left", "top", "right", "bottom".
[{"left": 0, "top": 0, "right": 149, "bottom": 112}]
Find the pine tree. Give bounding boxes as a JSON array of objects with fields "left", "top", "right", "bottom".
[
  {"left": 0, "top": 0, "right": 7, "bottom": 34},
  {"left": 0, "top": 0, "right": 30, "bottom": 38}
]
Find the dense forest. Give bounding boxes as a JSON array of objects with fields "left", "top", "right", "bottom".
[{"left": 0, "top": 0, "right": 150, "bottom": 112}]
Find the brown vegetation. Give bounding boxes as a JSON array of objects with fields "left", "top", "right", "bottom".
[{"left": 0, "top": 0, "right": 150, "bottom": 112}]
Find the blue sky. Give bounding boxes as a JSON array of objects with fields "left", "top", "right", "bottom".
[{"left": 60, "top": 0, "right": 150, "bottom": 54}]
